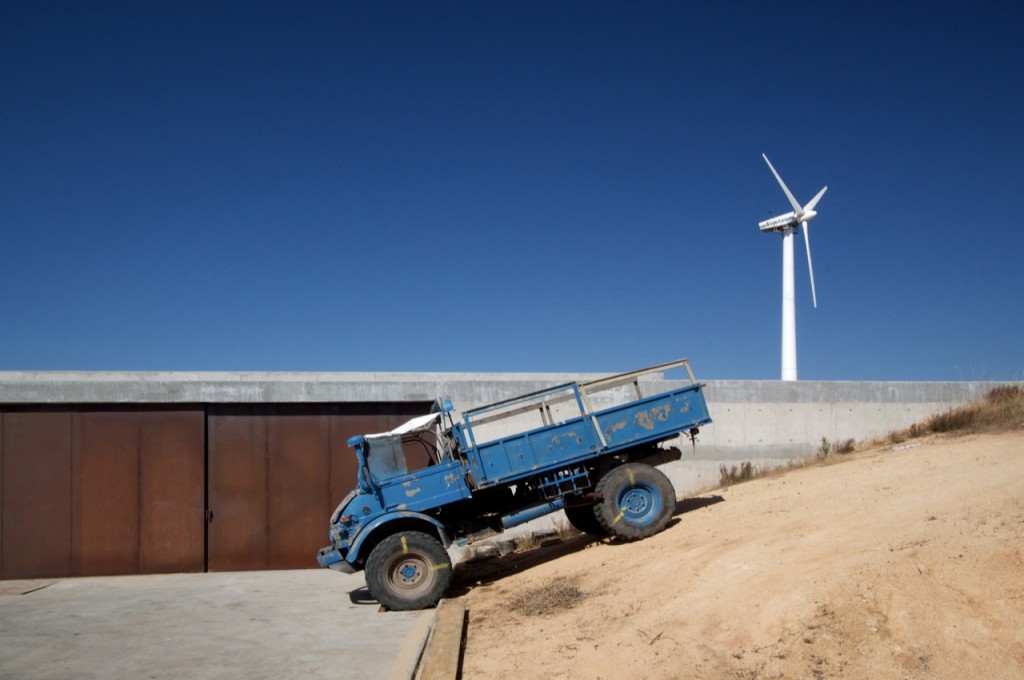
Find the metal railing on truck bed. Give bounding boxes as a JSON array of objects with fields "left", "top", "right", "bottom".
[{"left": 459, "top": 358, "right": 711, "bottom": 488}]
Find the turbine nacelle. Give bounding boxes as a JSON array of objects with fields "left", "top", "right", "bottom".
[
  {"left": 757, "top": 210, "right": 818, "bottom": 232},
  {"left": 758, "top": 212, "right": 799, "bottom": 232}
]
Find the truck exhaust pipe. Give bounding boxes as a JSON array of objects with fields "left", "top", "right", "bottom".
[{"left": 500, "top": 498, "right": 566, "bottom": 530}]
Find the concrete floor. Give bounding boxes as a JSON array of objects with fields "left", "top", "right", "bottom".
[{"left": 0, "top": 570, "right": 434, "bottom": 680}]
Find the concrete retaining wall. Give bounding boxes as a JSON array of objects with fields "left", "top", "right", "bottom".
[
  {"left": 654, "top": 378, "right": 1009, "bottom": 497},
  {"left": 3, "top": 370, "right": 1013, "bottom": 498},
  {"left": 4, "top": 371, "right": 1016, "bottom": 573}
]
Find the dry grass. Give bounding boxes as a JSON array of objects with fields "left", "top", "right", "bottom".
[
  {"left": 512, "top": 533, "right": 540, "bottom": 551},
  {"left": 719, "top": 461, "right": 758, "bottom": 486},
  {"left": 834, "top": 438, "right": 856, "bottom": 454},
  {"left": 554, "top": 519, "right": 580, "bottom": 541},
  {"left": 506, "top": 576, "right": 586, "bottom": 616},
  {"left": 888, "top": 385, "right": 1024, "bottom": 443}
]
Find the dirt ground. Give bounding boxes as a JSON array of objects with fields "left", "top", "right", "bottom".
[{"left": 455, "top": 431, "right": 1024, "bottom": 679}]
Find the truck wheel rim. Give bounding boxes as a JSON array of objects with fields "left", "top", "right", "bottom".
[
  {"left": 617, "top": 482, "right": 661, "bottom": 526},
  {"left": 385, "top": 554, "right": 434, "bottom": 595}
]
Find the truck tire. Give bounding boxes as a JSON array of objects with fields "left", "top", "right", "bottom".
[
  {"left": 365, "top": 531, "right": 452, "bottom": 611},
  {"left": 594, "top": 463, "right": 675, "bottom": 540},
  {"left": 564, "top": 504, "right": 607, "bottom": 536}
]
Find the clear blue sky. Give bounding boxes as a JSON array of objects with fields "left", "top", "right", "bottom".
[{"left": 2, "top": 2, "right": 1022, "bottom": 380}]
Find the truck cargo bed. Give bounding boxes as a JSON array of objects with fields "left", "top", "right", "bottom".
[{"left": 460, "top": 360, "right": 711, "bottom": 488}]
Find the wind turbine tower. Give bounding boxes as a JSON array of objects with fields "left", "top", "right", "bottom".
[{"left": 758, "top": 154, "right": 827, "bottom": 381}]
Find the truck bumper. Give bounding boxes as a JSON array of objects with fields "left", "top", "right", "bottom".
[{"left": 317, "top": 545, "right": 357, "bottom": 574}]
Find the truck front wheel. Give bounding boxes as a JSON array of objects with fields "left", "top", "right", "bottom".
[
  {"left": 594, "top": 463, "right": 675, "bottom": 540},
  {"left": 365, "top": 531, "right": 452, "bottom": 611}
]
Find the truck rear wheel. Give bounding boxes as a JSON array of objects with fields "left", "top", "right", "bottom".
[
  {"left": 365, "top": 531, "right": 452, "bottom": 611},
  {"left": 594, "top": 463, "right": 675, "bottom": 540},
  {"left": 564, "top": 504, "right": 607, "bottom": 536}
]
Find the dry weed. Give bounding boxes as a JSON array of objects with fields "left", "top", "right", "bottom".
[
  {"left": 507, "top": 577, "right": 585, "bottom": 616},
  {"left": 888, "top": 385, "right": 1024, "bottom": 442}
]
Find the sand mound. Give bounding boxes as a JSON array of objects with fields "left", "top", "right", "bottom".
[{"left": 457, "top": 431, "right": 1024, "bottom": 679}]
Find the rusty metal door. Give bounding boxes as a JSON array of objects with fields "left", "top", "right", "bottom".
[
  {"left": 71, "top": 408, "right": 206, "bottom": 576},
  {"left": 138, "top": 410, "right": 205, "bottom": 573},
  {"left": 2, "top": 403, "right": 428, "bottom": 578},
  {"left": 72, "top": 411, "right": 141, "bottom": 575},
  {"left": 1, "top": 408, "right": 204, "bottom": 579},
  {"left": 207, "top": 406, "right": 269, "bottom": 571},
  {"left": 1, "top": 411, "right": 73, "bottom": 579},
  {"left": 206, "top": 404, "right": 429, "bottom": 572},
  {"left": 267, "top": 410, "right": 331, "bottom": 569}
]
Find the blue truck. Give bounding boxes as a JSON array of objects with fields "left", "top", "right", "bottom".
[{"left": 316, "top": 358, "right": 712, "bottom": 610}]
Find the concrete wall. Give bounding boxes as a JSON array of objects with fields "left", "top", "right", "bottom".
[
  {"left": 3, "top": 371, "right": 1016, "bottom": 555},
  {"left": 3, "top": 370, "right": 1013, "bottom": 498},
  {"left": 0, "top": 371, "right": 606, "bottom": 405}
]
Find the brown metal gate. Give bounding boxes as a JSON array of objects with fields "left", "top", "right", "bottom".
[
  {"left": 138, "top": 410, "right": 206, "bottom": 573},
  {"left": 1, "top": 411, "right": 73, "bottom": 578},
  {"left": 205, "top": 403, "right": 429, "bottom": 572},
  {"left": 1, "top": 408, "right": 205, "bottom": 579},
  {"left": 2, "top": 402, "right": 428, "bottom": 578}
]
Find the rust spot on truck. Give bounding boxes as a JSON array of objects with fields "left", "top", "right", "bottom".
[
  {"left": 635, "top": 404, "right": 673, "bottom": 430},
  {"left": 549, "top": 431, "right": 581, "bottom": 450}
]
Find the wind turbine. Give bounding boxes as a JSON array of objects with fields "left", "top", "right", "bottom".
[{"left": 758, "top": 154, "right": 827, "bottom": 381}]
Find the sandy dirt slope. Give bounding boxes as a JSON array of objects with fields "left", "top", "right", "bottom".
[{"left": 456, "top": 431, "right": 1024, "bottom": 679}]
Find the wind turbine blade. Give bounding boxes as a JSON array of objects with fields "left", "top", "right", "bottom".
[
  {"left": 804, "top": 185, "right": 828, "bottom": 212},
  {"left": 762, "top": 153, "right": 802, "bottom": 214},
  {"left": 802, "top": 221, "right": 818, "bottom": 308}
]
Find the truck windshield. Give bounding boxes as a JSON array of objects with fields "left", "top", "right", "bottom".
[
  {"left": 361, "top": 412, "right": 446, "bottom": 483},
  {"left": 365, "top": 435, "right": 408, "bottom": 481}
]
